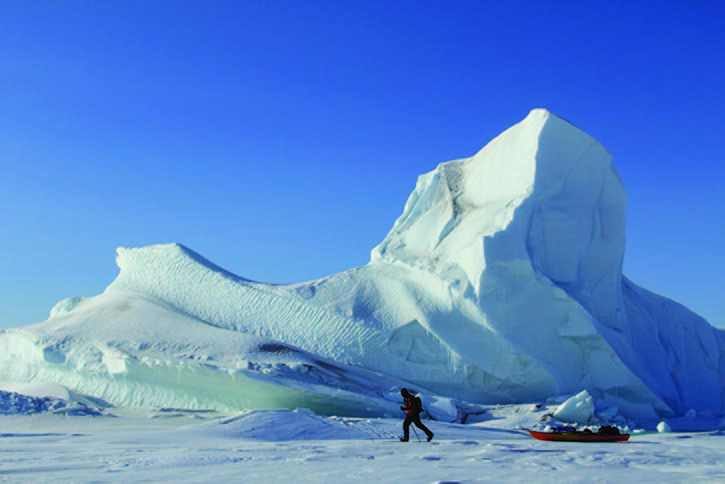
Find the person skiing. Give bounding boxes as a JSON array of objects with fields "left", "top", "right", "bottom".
[{"left": 400, "top": 388, "right": 434, "bottom": 442}]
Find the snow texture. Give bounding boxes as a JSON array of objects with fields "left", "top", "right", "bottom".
[
  {"left": 2, "top": 408, "right": 725, "bottom": 483},
  {"left": 1, "top": 109, "right": 723, "bottom": 428}
]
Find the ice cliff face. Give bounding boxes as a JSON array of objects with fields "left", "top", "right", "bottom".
[
  {"left": 1, "top": 109, "right": 723, "bottom": 424},
  {"left": 372, "top": 109, "right": 627, "bottom": 317}
]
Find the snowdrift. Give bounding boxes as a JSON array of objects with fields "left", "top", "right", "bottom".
[{"left": 1, "top": 109, "right": 723, "bottom": 426}]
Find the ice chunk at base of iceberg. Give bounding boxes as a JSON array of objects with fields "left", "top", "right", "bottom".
[
  {"left": 0, "top": 382, "right": 103, "bottom": 416},
  {"left": 552, "top": 390, "right": 595, "bottom": 424},
  {"left": 420, "top": 394, "right": 459, "bottom": 423}
]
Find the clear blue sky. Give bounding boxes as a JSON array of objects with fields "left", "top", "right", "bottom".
[{"left": 1, "top": 1, "right": 723, "bottom": 329}]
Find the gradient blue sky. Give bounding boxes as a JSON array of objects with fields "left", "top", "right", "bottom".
[{"left": 1, "top": 1, "right": 723, "bottom": 329}]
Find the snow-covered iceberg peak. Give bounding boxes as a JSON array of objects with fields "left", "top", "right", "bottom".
[{"left": 372, "top": 109, "right": 626, "bottom": 323}]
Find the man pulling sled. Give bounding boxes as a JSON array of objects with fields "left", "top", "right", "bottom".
[{"left": 399, "top": 388, "right": 434, "bottom": 442}]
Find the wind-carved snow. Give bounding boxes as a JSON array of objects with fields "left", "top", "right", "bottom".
[{"left": 1, "top": 109, "right": 723, "bottom": 427}]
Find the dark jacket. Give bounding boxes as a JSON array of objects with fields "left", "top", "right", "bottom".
[{"left": 401, "top": 389, "right": 422, "bottom": 415}]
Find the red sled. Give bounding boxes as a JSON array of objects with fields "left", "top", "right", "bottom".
[{"left": 528, "top": 430, "right": 630, "bottom": 443}]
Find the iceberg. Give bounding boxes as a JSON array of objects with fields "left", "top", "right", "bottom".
[{"left": 1, "top": 109, "right": 722, "bottom": 426}]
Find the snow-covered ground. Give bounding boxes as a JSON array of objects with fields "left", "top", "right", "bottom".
[{"left": 2, "top": 407, "right": 725, "bottom": 483}]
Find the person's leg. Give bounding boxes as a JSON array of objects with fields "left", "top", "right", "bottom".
[
  {"left": 402, "top": 414, "right": 413, "bottom": 441},
  {"left": 413, "top": 414, "right": 434, "bottom": 440}
]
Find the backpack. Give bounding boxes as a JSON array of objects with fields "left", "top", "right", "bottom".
[{"left": 597, "top": 425, "right": 620, "bottom": 436}]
